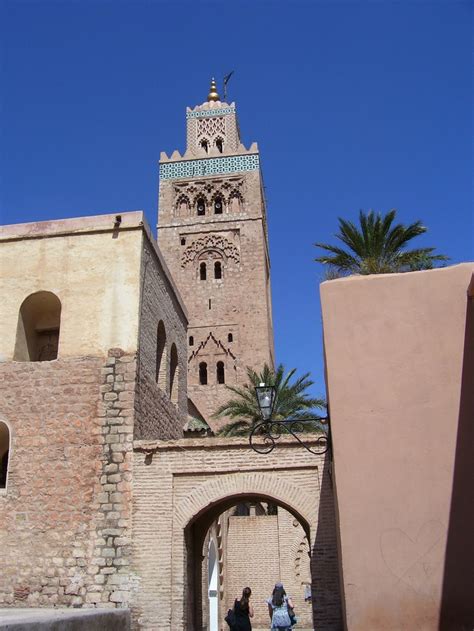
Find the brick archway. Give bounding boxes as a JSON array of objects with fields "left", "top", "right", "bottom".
[
  {"left": 132, "top": 437, "right": 341, "bottom": 631},
  {"left": 175, "top": 470, "right": 317, "bottom": 533},
  {"left": 171, "top": 471, "right": 319, "bottom": 630}
]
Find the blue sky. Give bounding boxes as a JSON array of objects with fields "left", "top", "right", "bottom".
[{"left": 1, "top": 1, "right": 472, "bottom": 399}]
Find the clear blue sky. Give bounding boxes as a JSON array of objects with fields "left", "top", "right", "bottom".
[{"left": 1, "top": 1, "right": 472, "bottom": 400}]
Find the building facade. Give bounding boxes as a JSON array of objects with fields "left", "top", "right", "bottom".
[
  {"left": 157, "top": 79, "right": 274, "bottom": 429},
  {"left": 0, "top": 85, "right": 342, "bottom": 631}
]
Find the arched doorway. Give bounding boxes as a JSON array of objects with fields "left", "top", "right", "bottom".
[{"left": 181, "top": 491, "right": 314, "bottom": 631}]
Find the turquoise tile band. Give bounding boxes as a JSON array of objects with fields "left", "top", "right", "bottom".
[
  {"left": 186, "top": 107, "right": 235, "bottom": 119},
  {"left": 159, "top": 154, "right": 260, "bottom": 180}
]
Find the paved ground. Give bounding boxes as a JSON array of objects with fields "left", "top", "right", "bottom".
[{"left": 0, "top": 608, "right": 130, "bottom": 630}]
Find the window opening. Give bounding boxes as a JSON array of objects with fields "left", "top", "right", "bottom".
[
  {"left": 208, "top": 299, "right": 212, "bottom": 310},
  {"left": 214, "top": 197, "right": 223, "bottom": 214},
  {"left": 189, "top": 336, "right": 194, "bottom": 346},
  {"left": 214, "top": 261, "right": 222, "bottom": 280},
  {"left": 156, "top": 321, "right": 167, "bottom": 390},
  {"left": 199, "top": 362, "right": 208, "bottom": 385},
  {"left": 0, "top": 422, "right": 10, "bottom": 490},
  {"left": 181, "top": 237, "right": 186, "bottom": 246},
  {"left": 14, "top": 291, "right": 61, "bottom": 362},
  {"left": 216, "top": 361, "right": 225, "bottom": 384},
  {"left": 197, "top": 198, "right": 206, "bottom": 216},
  {"left": 228, "top": 333, "right": 233, "bottom": 343},
  {"left": 215, "top": 138, "right": 223, "bottom": 153},
  {"left": 169, "top": 344, "right": 178, "bottom": 405},
  {"left": 200, "top": 139, "right": 209, "bottom": 153},
  {"left": 200, "top": 262, "right": 207, "bottom": 281}
]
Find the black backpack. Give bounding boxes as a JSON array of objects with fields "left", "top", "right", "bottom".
[{"left": 224, "top": 607, "right": 236, "bottom": 628}]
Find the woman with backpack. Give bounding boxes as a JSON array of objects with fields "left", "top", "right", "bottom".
[
  {"left": 228, "top": 586, "right": 254, "bottom": 631},
  {"left": 266, "top": 582, "right": 295, "bottom": 630}
]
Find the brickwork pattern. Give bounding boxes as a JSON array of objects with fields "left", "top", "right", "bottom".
[
  {"left": 225, "top": 515, "right": 280, "bottom": 626},
  {"left": 132, "top": 437, "right": 341, "bottom": 630},
  {"left": 135, "top": 236, "right": 188, "bottom": 440},
  {"left": 158, "top": 168, "right": 274, "bottom": 428}
]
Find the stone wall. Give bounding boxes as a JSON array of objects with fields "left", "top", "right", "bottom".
[
  {"left": 158, "top": 156, "right": 274, "bottom": 429},
  {"left": 134, "top": 231, "right": 188, "bottom": 440}
]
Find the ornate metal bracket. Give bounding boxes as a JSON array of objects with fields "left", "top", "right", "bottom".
[{"left": 249, "top": 417, "right": 331, "bottom": 456}]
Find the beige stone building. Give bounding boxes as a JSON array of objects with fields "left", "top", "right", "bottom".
[{"left": 0, "top": 84, "right": 341, "bottom": 630}]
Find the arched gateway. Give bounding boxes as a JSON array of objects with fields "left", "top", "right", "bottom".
[{"left": 133, "top": 436, "right": 340, "bottom": 631}]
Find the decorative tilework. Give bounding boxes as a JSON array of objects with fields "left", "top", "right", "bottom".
[
  {"left": 160, "top": 154, "right": 259, "bottom": 180},
  {"left": 186, "top": 107, "right": 235, "bottom": 119}
]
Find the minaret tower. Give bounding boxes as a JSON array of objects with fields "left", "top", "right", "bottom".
[{"left": 157, "top": 79, "right": 274, "bottom": 429}]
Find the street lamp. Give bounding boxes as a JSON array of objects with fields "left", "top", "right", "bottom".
[
  {"left": 255, "top": 383, "right": 276, "bottom": 420},
  {"left": 250, "top": 383, "right": 331, "bottom": 456}
]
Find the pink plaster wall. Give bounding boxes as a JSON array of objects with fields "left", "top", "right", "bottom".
[{"left": 320, "top": 263, "right": 474, "bottom": 631}]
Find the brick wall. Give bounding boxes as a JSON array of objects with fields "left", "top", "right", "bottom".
[
  {"left": 134, "top": 233, "right": 188, "bottom": 440},
  {"left": 132, "top": 436, "right": 342, "bottom": 630},
  {"left": 158, "top": 168, "right": 275, "bottom": 429},
  {"left": 226, "top": 515, "right": 280, "bottom": 626}
]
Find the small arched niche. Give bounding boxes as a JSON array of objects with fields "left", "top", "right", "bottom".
[
  {"left": 156, "top": 321, "right": 168, "bottom": 391},
  {"left": 14, "top": 291, "right": 61, "bottom": 362},
  {"left": 169, "top": 343, "right": 179, "bottom": 405},
  {"left": 0, "top": 421, "right": 10, "bottom": 490}
]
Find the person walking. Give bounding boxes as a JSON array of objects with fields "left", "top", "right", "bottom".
[
  {"left": 266, "top": 582, "right": 294, "bottom": 630},
  {"left": 232, "top": 586, "right": 254, "bottom": 631}
]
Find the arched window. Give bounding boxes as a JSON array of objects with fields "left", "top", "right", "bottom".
[
  {"left": 189, "top": 335, "right": 194, "bottom": 346},
  {"left": 181, "top": 237, "right": 186, "bottom": 246},
  {"left": 200, "top": 139, "right": 209, "bottom": 153},
  {"left": 214, "top": 261, "right": 222, "bottom": 280},
  {"left": 0, "top": 422, "right": 10, "bottom": 490},
  {"left": 169, "top": 344, "right": 178, "bottom": 405},
  {"left": 199, "top": 362, "right": 208, "bottom": 385},
  {"left": 228, "top": 333, "right": 233, "bottom": 343},
  {"left": 229, "top": 192, "right": 242, "bottom": 213},
  {"left": 214, "top": 197, "right": 223, "bottom": 214},
  {"left": 200, "top": 262, "right": 207, "bottom": 281},
  {"left": 156, "top": 321, "right": 167, "bottom": 391},
  {"left": 215, "top": 138, "right": 223, "bottom": 153},
  {"left": 197, "top": 198, "right": 206, "bottom": 216},
  {"left": 14, "top": 291, "right": 61, "bottom": 362},
  {"left": 216, "top": 361, "right": 225, "bottom": 384},
  {"left": 177, "top": 196, "right": 190, "bottom": 216}
]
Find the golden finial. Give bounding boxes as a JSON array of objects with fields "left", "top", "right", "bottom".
[{"left": 207, "top": 77, "right": 220, "bottom": 102}]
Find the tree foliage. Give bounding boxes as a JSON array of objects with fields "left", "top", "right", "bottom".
[
  {"left": 314, "top": 209, "right": 448, "bottom": 276},
  {"left": 215, "top": 363, "right": 326, "bottom": 437}
]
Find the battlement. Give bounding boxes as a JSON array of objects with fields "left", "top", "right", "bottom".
[{"left": 159, "top": 141, "right": 258, "bottom": 162}]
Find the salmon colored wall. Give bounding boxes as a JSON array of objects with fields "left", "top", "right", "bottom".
[{"left": 320, "top": 263, "right": 474, "bottom": 631}]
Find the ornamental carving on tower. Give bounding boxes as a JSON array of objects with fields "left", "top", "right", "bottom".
[{"left": 181, "top": 235, "right": 240, "bottom": 268}]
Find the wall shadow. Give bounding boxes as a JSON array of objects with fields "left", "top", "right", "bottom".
[
  {"left": 439, "top": 291, "right": 474, "bottom": 630},
  {"left": 312, "top": 454, "right": 343, "bottom": 631}
]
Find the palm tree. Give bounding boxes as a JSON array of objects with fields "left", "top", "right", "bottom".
[
  {"left": 314, "top": 209, "right": 448, "bottom": 276},
  {"left": 215, "top": 363, "right": 326, "bottom": 437}
]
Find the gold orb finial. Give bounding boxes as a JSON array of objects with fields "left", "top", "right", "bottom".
[{"left": 207, "top": 77, "right": 220, "bottom": 102}]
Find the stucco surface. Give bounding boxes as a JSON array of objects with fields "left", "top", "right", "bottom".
[
  {"left": 320, "top": 263, "right": 474, "bottom": 631},
  {"left": 0, "top": 215, "right": 143, "bottom": 360}
]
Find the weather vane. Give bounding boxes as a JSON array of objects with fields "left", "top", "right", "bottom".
[{"left": 223, "top": 71, "right": 234, "bottom": 100}]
